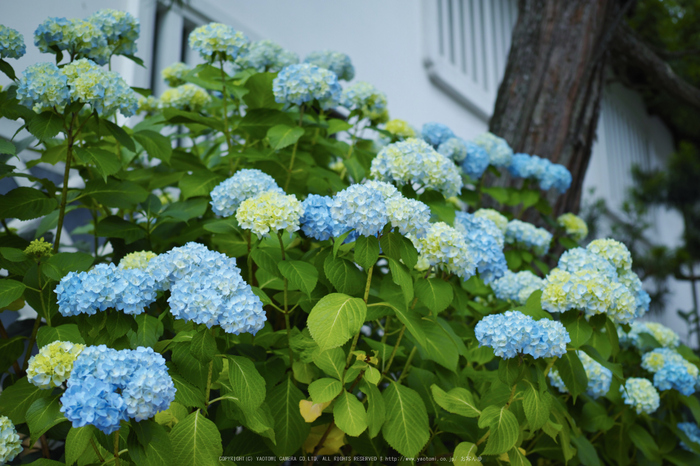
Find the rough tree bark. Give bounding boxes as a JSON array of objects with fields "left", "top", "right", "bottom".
[{"left": 489, "top": 0, "right": 629, "bottom": 217}]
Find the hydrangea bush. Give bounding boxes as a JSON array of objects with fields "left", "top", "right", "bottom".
[{"left": 0, "top": 13, "right": 698, "bottom": 466}]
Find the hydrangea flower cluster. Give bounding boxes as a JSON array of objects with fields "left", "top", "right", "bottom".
[
  {"left": 273, "top": 63, "right": 342, "bottom": 109},
  {"left": 24, "top": 237, "right": 53, "bottom": 259},
  {"left": 0, "top": 416, "right": 22, "bottom": 465},
  {"left": 300, "top": 194, "right": 337, "bottom": 241},
  {"left": 438, "top": 137, "right": 468, "bottom": 163},
  {"left": 619, "top": 321, "right": 680, "bottom": 351},
  {"left": 454, "top": 212, "right": 507, "bottom": 284},
  {"left": 587, "top": 238, "right": 632, "bottom": 271},
  {"left": 412, "top": 222, "right": 476, "bottom": 280},
  {"left": 549, "top": 351, "right": 612, "bottom": 399},
  {"left": 210, "top": 169, "right": 283, "bottom": 217},
  {"left": 161, "top": 62, "right": 190, "bottom": 87},
  {"left": 508, "top": 153, "right": 572, "bottom": 193},
  {"left": 61, "top": 346, "right": 176, "bottom": 434},
  {"left": 678, "top": 422, "right": 700, "bottom": 452},
  {"left": 341, "top": 81, "right": 388, "bottom": 122},
  {"left": 370, "top": 138, "right": 463, "bottom": 198},
  {"left": 384, "top": 192, "right": 431, "bottom": 238},
  {"left": 474, "top": 208, "right": 508, "bottom": 233},
  {"left": 188, "top": 22, "right": 248, "bottom": 61},
  {"left": 330, "top": 184, "right": 388, "bottom": 237},
  {"left": 384, "top": 119, "right": 415, "bottom": 139},
  {"left": 504, "top": 219, "right": 552, "bottom": 255},
  {"left": 235, "top": 39, "right": 298, "bottom": 72},
  {"left": 88, "top": 9, "right": 140, "bottom": 59},
  {"left": 236, "top": 191, "right": 303, "bottom": 238},
  {"left": 0, "top": 24, "right": 26, "bottom": 59},
  {"left": 158, "top": 83, "right": 211, "bottom": 112},
  {"left": 421, "top": 122, "right": 454, "bottom": 147},
  {"left": 137, "top": 95, "right": 158, "bottom": 114},
  {"left": 491, "top": 270, "right": 543, "bottom": 304},
  {"left": 27, "top": 341, "right": 85, "bottom": 389},
  {"left": 16, "top": 62, "right": 70, "bottom": 112},
  {"left": 557, "top": 213, "right": 588, "bottom": 241},
  {"left": 620, "top": 378, "right": 660, "bottom": 415},
  {"left": 473, "top": 132, "right": 513, "bottom": 167},
  {"left": 460, "top": 142, "right": 491, "bottom": 180},
  {"left": 304, "top": 50, "right": 355, "bottom": 81},
  {"left": 475, "top": 310, "right": 569, "bottom": 359},
  {"left": 641, "top": 348, "right": 698, "bottom": 396},
  {"left": 119, "top": 251, "right": 157, "bottom": 270}
]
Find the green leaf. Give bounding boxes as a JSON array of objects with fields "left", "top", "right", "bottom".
[
  {"left": 84, "top": 178, "right": 149, "bottom": 209},
  {"left": 334, "top": 390, "right": 368, "bottom": 437},
  {"left": 170, "top": 373, "right": 206, "bottom": 409},
  {"left": 169, "top": 410, "right": 222, "bottom": 466},
  {"left": 0, "top": 58, "right": 17, "bottom": 81},
  {"left": 522, "top": 382, "right": 552, "bottom": 430},
  {"left": 267, "top": 124, "right": 304, "bottom": 150},
  {"left": 36, "top": 324, "right": 85, "bottom": 348},
  {"left": 478, "top": 405, "right": 519, "bottom": 456},
  {"left": 278, "top": 260, "right": 318, "bottom": 296},
  {"left": 95, "top": 216, "right": 147, "bottom": 243},
  {"left": 507, "top": 447, "right": 532, "bottom": 466},
  {"left": 161, "top": 108, "right": 224, "bottom": 130},
  {"left": 312, "top": 347, "right": 345, "bottom": 380},
  {"left": 190, "top": 328, "right": 217, "bottom": 363},
  {"left": 517, "top": 290, "right": 552, "bottom": 320},
  {"left": 554, "top": 351, "right": 588, "bottom": 401},
  {"left": 0, "top": 139, "right": 16, "bottom": 156},
  {"left": 580, "top": 344, "right": 623, "bottom": 380},
  {"left": 65, "top": 426, "right": 95, "bottom": 466},
  {"left": 327, "top": 119, "right": 352, "bottom": 135},
  {"left": 381, "top": 382, "right": 430, "bottom": 458},
  {"left": 453, "top": 442, "right": 482, "bottom": 465},
  {"left": 228, "top": 355, "right": 266, "bottom": 410},
  {"left": 561, "top": 311, "right": 592, "bottom": 348},
  {"left": 308, "top": 378, "right": 342, "bottom": 404},
  {"left": 0, "top": 187, "right": 57, "bottom": 220},
  {"left": 324, "top": 254, "right": 366, "bottom": 295},
  {"left": 0, "top": 377, "right": 51, "bottom": 424},
  {"left": 392, "top": 305, "right": 428, "bottom": 349},
  {"left": 359, "top": 380, "right": 385, "bottom": 439},
  {"left": 415, "top": 278, "right": 453, "bottom": 313},
  {"left": 419, "top": 319, "right": 459, "bottom": 371},
  {"left": 128, "top": 420, "right": 172, "bottom": 466},
  {"left": 27, "top": 111, "right": 63, "bottom": 140},
  {"left": 101, "top": 118, "right": 136, "bottom": 152},
  {"left": 26, "top": 395, "right": 66, "bottom": 443},
  {"left": 0, "top": 279, "right": 26, "bottom": 309},
  {"left": 628, "top": 424, "right": 660, "bottom": 460},
  {"left": 430, "top": 385, "right": 480, "bottom": 418},
  {"left": 355, "top": 235, "right": 379, "bottom": 270},
  {"left": 307, "top": 293, "right": 367, "bottom": 351},
  {"left": 498, "top": 358, "right": 526, "bottom": 386},
  {"left": 160, "top": 198, "right": 209, "bottom": 222},
  {"left": 243, "top": 72, "right": 282, "bottom": 110},
  {"left": 74, "top": 147, "right": 121, "bottom": 181},
  {"left": 134, "top": 130, "right": 173, "bottom": 164},
  {"left": 387, "top": 257, "right": 413, "bottom": 304},
  {"left": 0, "top": 337, "right": 24, "bottom": 373},
  {"left": 580, "top": 402, "right": 614, "bottom": 433},
  {"left": 178, "top": 170, "right": 225, "bottom": 200},
  {"left": 571, "top": 435, "right": 601, "bottom": 466},
  {"left": 267, "top": 377, "right": 309, "bottom": 456},
  {"left": 129, "top": 314, "right": 164, "bottom": 348},
  {"left": 379, "top": 231, "right": 402, "bottom": 262},
  {"left": 42, "top": 252, "right": 94, "bottom": 281}
]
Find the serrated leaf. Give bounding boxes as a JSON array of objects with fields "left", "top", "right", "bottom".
[
  {"left": 308, "top": 378, "right": 342, "bottom": 404},
  {"left": 392, "top": 304, "right": 427, "bottom": 349},
  {"left": 27, "top": 111, "right": 63, "bottom": 140},
  {"left": 267, "top": 124, "right": 304, "bottom": 150},
  {"left": 562, "top": 311, "right": 592, "bottom": 348},
  {"left": 84, "top": 178, "right": 149, "bottom": 209},
  {"left": 571, "top": 434, "right": 601, "bottom": 466},
  {"left": 190, "top": 328, "right": 217, "bottom": 363},
  {"left": 36, "top": 324, "right": 85, "bottom": 348},
  {"left": 0, "top": 139, "right": 16, "bottom": 156},
  {"left": 387, "top": 257, "right": 413, "bottom": 304},
  {"left": 0, "top": 187, "right": 57, "bottom": 221},
  {"left": 42, "top": 252, "right": 94, "bottom": 281},
  {"left": 178, "top": 170, "right": 225, "bottom": 200},
  {"left": 478, "top": 405, "right": 519, "bottom": 456},
  {"left": 26, "top": 395, "right": 66, "bottom": 443},
  {"left": 379, "top": 230, "right": 402, "bottom": 262},
  {"left": 419, "top": 319, "right": 459, "bottom": 371},
  {"left": 171, "top": 373, "right": 206, "bottom": 409},
  {"left": 129, "top": 314, "right": 164, "bottom": 348},
  {"left": 128, "top": 420, "right": 172, "bottom": 466},
  {"left": 359, "top": 380, "right": 385, "bottom": 438},
  {"left": 498, "top": 358, "right": 525, "bottom": 386},
  {"left": 278, "top": 260, "right": 318, "bottom": 296},
  {"left": 74, "top": 147, "right": 121, "bottom": 181},
  {"left": 381, "top": 382, "right": 430, "bottom": 458},
  {"left": 355, "top": 235, "right": 379, "bottom": 270},
  {"left": 95, "top": 216, "right": 147, "bottom": 244},
  {"left": 453, "top": 442, "right": 482, "bottom": 465},
  {"left": 333, "top": 390, "right": 368, "bottom": 437},
  {"left": 430, "top": 385, "right": 480, "bottom": 418},
  {"left": 628, "top": 424, "right": 660, "bottom": 460},
  {"left": 554, "top": 352, "right": 588, "bottom": 401},
  {"left": 324, "top": 255, "right": 366, "bottom": 296},
  {"left": 507, "top": 447, "right": 532, "bottom": 466},
  {"left": 0, "top": 279, "right": 26, "bottom": 309},
  {"left": 307, "top": 293, "right": 367, "bottom": 351},
  {"left": 169, "top": 410, "right": 222, "bottom": 466},
  {"left": 65, "top": 426, "right": 95, "bottom": 466},
  {"left": 228, "top": 355, "right": 266, "bottom": 410},
  {"left": 101, "top": 118, "right": 136, "bottom": 152},
  {"left": 312, "top": 347, "right": 345, "bottom": 380},
  {"left": 0, "top": 377, "right": 51, "bottom": 424},
  {"left": 415, "top": 278, "right": 453, "bottom": 313},
  {"left": 523, "top": 382, "right": 552, "bottom": 430},
  {"left": 267, "top": 377, "right": 309, "bottom": 456},
  {"left": 134, "top": 129, "right": 173, "bottom": 164},
  {"left": 580, "top": 344, "right": 623, "bottom": 380},
  {"left": 160, "top": 198, "right": 209, "bottom": 222}
]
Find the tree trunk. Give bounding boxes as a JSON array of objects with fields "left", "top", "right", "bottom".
[{"left": 489, "top": 0, "right": 627, "bottom": 217}]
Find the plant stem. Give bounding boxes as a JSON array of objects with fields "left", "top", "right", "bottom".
[
  {"left": 476, "top": 430, "right": 490, "bottom": 446},
  {"left": 363, "top": 266, "right": 373, "bottom": 303},
  {"left": 40, "top": 434, "right": 50, "bottom": 458},
  {"left": 397, "top": 346, "right": 417, "bottom": 383},
  {"left": 283, "top": 106, "right": 304, "bottom": 191},
  {"left": 204, "top": 359, "right": 214, "bottom": 406},
  {"left": 381, "top": 324, "right": 406, "bottom": 376},
  {"left": 54, "top": 113, "right": 77, "bottom": 253},
  {"left": 380, "top": 315, "right": 392, "bottom": 345},
  {"left": 90, "top": 438, "right": 105, "bottom": 462},
  {"left": 113, "top": 429, "right": 120, "bottom": 466},
  {"left": 219, "top": 59, "right": 234, "bottom": 164}
]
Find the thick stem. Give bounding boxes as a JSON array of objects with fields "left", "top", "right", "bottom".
[
  {"left": 54, "top": 114, "right": 76, "bottom": 253},
  {"left": 113, "top": 429, "right": 120, "bottom": 466},
  {"left": 40, "top": 434, "right": 50, "bottom": 458}
]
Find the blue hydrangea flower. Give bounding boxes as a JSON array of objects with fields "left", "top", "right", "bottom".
[
  {"left": 620, "top": 321, "right": 680, "bottom": 351},
  {"left": 370, "top": 138, "right": 463, "bottom": 198},
  {"left": 549, "top": 351, "right": 612, "bottom": 399},
  {"left": 61, "top": 346, "right": 176, "bottom": 433},
  {"left": 341, "top": 81, "right": 388, "bottom": 122},
  {"left": 34, "top": 18, "right": 107, "bottom": 58},
  {"left": 618, "top": 269, "right": 650, "bottom": 318},
  {"left": 385, "top": 195, "right": 431, "bottom": 238},
  {"left": 678, "top": 422, "right": 700, "bottom": 452},
  {"left": 558, "top": 247, "right": 617, "bottom": 281},
  {"left": 330, "top": 184, "right": 388, "bottom": 237},
  {"left": 188, "top": 23, "right": 248, "bottom": 62},
  {"left": 438, "top": 137, "right": 468, "bottom": 163},
  {"left": 587, "top": 238, "right": 633, "bottom": 271},
  {"left": 210, "top": 169, "right": 283, "bottom": 217},
  {"left": 505, "top": 219, "right": 552, "bottom": 255},
  {"left": 454, "top": 212, "right": 507, "bottom": 284},
  {"left": 490, "top": 270, "right": 543, "bottom": 304},
  {"left": 56, "top": 263, "right": 123, "bottom": 316},
  {"left": 236, "top": 191, "right": 303, "bottom": 238},
  {"left": 474, "top": 209, "right": 508, "bottom": 233},
  {"left": 620, "top": 378, "right": 660, "bottom": 414},
  {"left": 235, "top": 39, "right": 298, "bottom": 72},
  {"left": 475, "top": 310, "right": 569, "bottom": 359},
  {"left": 16, "top": 62, "right": 70, "bottom": 113},
  {"left": 0, "top": 415, "right": 22, "bottom": 464},
  {"left": 421, "top": 122, "right": 454, "bottom": 147},
  {"left": 273, "top": 63, "right": 341, "bottom": 109},
  {"left": 460, "top": 142, "right": 490, "bottom": 179},
  {"left": 304, "top": 50, "right": 354, "bottom": 81},
  {"left": 473, "top": 132, "right": 513, "bottom": 167},
  {"left": 412, "top": 222, "right": 477, "bottom": 280},
  {"left": 642, "top": 348, "right": 698, "bottom": 396},
  {"left": 88, "top": 9, "right": 140, "bottom": 57},
  {"left": 540, "top": 164, "right": 572, "bottom": 193},
  {"left": 300, "top": 194, "right": 337, "bottom": 241},
  {"left": 0, "top": 25, "right": 26, "bottom": 59},
  {"left": 34, "top": 17, "right": 71, "bottom": 53}
]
